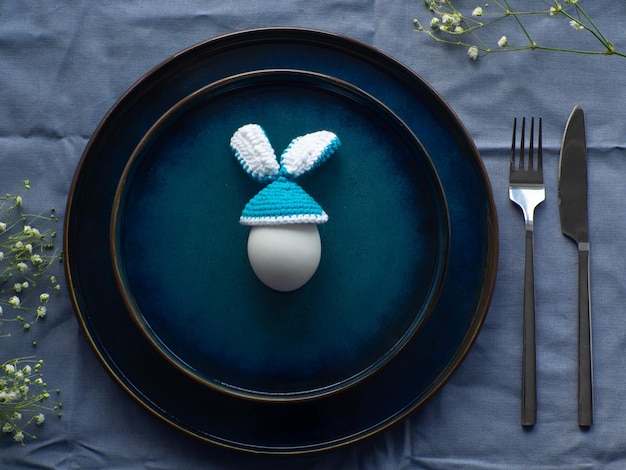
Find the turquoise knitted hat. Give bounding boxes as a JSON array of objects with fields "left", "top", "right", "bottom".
[
  {"left": 240, "top": 177, "right": 327, "bottom": 225},
  {"left": 230, "top": 124, "right": 340, "bottom": 225}
]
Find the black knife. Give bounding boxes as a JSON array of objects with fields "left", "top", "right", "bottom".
[{"left": 558, "top": 105, "right": 593, "bottom": 427}]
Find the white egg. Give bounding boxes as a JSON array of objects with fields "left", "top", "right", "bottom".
[{"left": 247, "top": 224, "right": 321, "bottom": 292}]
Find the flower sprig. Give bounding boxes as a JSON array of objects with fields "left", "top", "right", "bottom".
[
  {"left": 413, "top": 0, "right": 625, "bottom": 61},
  {"left": 0, "top": 357, "right": 61, "bottom": 444},
  {"left": 0, "top": 180, "right": 61, "bottom": 340},
  {"left": 0, "top": 180, "right": 61, "bottom": 444}
]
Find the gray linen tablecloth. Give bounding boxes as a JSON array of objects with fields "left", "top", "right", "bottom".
[{"left": 2, "top": 1, "right": 626, "bottom": 468}]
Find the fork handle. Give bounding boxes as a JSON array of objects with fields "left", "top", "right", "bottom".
[
  {"left": 522, "top": 228, "right": 537, "bottom": 426},
  {"left": 578, "top": 247, "right": 593, "bottom": 427}
]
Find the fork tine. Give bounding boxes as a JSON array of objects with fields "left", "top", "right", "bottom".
[
  {"left": 537, "top": 117, "right": 543, "bottom": 171},
  {"left": 510, "top": 117, "right": 517, "bottom": 171},
  {"left": 529, "top": 117, "right": 534, "bottom": 170},
  {"left": 519, "top": 117, "right": 525, "bottom": 170}
]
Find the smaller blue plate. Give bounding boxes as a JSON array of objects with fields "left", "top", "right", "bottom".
[{"left": 110, "top": 69, "right": 449, "bottom": 401}]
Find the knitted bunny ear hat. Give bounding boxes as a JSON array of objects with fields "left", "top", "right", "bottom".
[{"left": 230, "top": 124, "right": 340, "bottom": 225}]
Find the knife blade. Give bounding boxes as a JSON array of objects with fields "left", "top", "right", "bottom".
[{"left": 558, "top": 105, "right": 593, "bottom": 427}]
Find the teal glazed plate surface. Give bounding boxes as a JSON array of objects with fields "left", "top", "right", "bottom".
[
  {"left": 110, "top": 70, "right": 449, "bottom": 401},
  {"left": 65, "top": 28, "right": 498, "bottom": 454}
]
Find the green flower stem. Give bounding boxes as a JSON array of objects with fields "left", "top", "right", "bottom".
[
  {"left": 557, "top": 5, "right": 614, "bottom": 54},
  {"left": 501, "top": 0, "right": 535, "bottom": 48}
]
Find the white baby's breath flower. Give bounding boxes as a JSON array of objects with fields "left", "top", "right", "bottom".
[
  {"left": 468, "top": 45, "right": 479, "bottom": 60},
  {"left": 550, "top": 5, "right": 561, "bottom": 16},
  {"left": 472, "top": 6, "right": 483, "bottom": 17},
  {"left": 441, "top": 13, "right": 461, "bottom": 26},
  {"left": 14, "top": 196, "right": 22, "bottom": 207},
  {"left": 498, "top": 36, "right": 508, "bottom": 47},
  {"left": 30, "top": 254, "right": 43, "bottom": 265},
  {"left": 570, "top": 20, "right": 584, "bottom": 31},
  {"left": 8, "top": 296, "right": 20, "bottom": 307},
  {"left": 36, "top": 306, "right": 47, "bottom": 319},
  {"left": 0, "top": 222, "right": 6, "bottom": 232},
  {"left": 34, "top": 413, "right": 45, "bottom": 425},
  {"left": 2, "top": 422, "right": 12, "bottom": 433},
  {"left": 40, "top": 293, "right": 50, "bottom": 303},
  {"left": 13, "top": 430, "right": 24, "bottom": 442},
  {"left": 430, "top": 17, "right": 440, "bottom": 29},
  {"left": 16, "top": 262, "right": 28, "bottom": 272},
  {"left": 4, "top": 364, "right": 15, "bottom": 375}
]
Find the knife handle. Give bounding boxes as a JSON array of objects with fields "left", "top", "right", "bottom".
[
  {"left": 522, "top": 228, "right": 537, "bottom": 426},
  {"left": 578, "top": 246, "right": 593, "bottom": 427}
]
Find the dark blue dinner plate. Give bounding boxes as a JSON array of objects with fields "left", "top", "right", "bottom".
[
  {"left": 110, "top": 69, "right": 449, "bottom": 401},
  {"left": 65, "top": 28, "right": 498, "bottom": 454}
]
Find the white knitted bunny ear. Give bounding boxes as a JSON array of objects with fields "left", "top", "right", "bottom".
[
  {"left": 230, "top": 124, "right": 280, "bottom": 183},
  {"left": 280, "top": 130, "right": 340, "bottom": 178}
]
